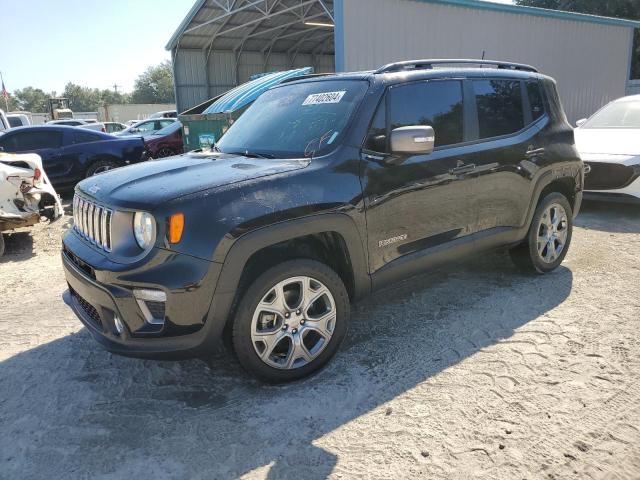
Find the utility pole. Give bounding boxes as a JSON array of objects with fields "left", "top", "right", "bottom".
[{"left": 113, "top": 83, "right": 121, "bottom": 94}]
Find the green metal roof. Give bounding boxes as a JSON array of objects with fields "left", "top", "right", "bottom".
[
  {"left": 166, "top": 0, "right": 207, "bottom": 51},
  {"left": 417, "top": 0, "right": 640, "bottom": 29}
]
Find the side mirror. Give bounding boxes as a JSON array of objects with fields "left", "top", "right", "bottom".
[
  {"left": 390, "top": 126, "right": 435, "bottom": 155},
  {"left": 576, "top": 118, "right": 587, "bottom": 128}
]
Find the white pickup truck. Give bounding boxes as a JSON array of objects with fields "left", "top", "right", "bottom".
[
  {"left": 0, "top": 152, "right": 63, "bottom": 256},
  {"left": 0, "top": 109, "right": 9, "bottom": 133}
]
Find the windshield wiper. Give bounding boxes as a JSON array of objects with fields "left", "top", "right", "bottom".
[{"left": 225, "top": 150, "right": 275, "bottom": 159}]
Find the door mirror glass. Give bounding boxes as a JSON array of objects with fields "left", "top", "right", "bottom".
[
  {"left": 390, "top": 126, "right": 435, "bottom": 155},
  {"left": 576, "top": 118, "right": 588, "bottom": 128}
]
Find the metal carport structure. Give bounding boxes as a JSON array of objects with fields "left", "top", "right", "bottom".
[
  {"left": 169, "top": 0, "right": 640, "bottom": 122},
  {"left": 166, "top": 0, "right": 338, "bottom": 112}
]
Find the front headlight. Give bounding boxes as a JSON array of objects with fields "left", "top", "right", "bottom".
[{"left": 133, "top": 211, "right": 156, "bottom": 249}]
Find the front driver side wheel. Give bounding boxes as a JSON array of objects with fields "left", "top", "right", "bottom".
[
  {"left": 509, "top": 192, "right": 573, "bottom": 274},
  {"left": 232, "top": 259, "right": 350, "bottom": 383}
]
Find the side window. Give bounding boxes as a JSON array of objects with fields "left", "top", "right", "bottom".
[
  {"left": 389, "top": 80, "right": 464, "bottom": 148},
  {"left": 364, "top": 100, "right": 387, "bottom": 153},
  {"left": 473, "top": 79, "right": 524, "bottom": 139},
  {"left": 159, "top": 120, "right": 174, "bottom": 129},
  {"left": 73, "top": 131, "right": 101, "bottom": 144},
  {"left": 137, "top": 121, "right": 155, "bottom": 132},
  {"left": 527, "top": 81, "right": 545, "bottom": 121},
  {"left": 12, "top": 131, "right": 63, "bottom": 151},
  {"left": 0, "top": 134, "right": 17, "bottom": 151}
]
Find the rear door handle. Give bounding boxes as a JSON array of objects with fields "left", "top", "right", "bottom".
[
  {"left": 525, "top": 147, "right": 546, "bottom": 158},
  {"left": 449, "top": 163, "right": 476, "bottom": 175}
]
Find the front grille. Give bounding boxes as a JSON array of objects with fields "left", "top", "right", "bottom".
[
  {"left": 63, "top": 245, "right": 95, "bottom": 279},
  {"left": 71, "top": 288, "right": 102, "bottom": 328},
  {"left": 73, "top": 195, "right": 113, "bottom": 251},
  {"left": 584, "top": 162, "right": 639, "bottom": 191}
]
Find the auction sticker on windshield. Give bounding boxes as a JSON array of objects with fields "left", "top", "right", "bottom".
[{"left": 302, "top": 91, "right": 346, "bottom": 106}]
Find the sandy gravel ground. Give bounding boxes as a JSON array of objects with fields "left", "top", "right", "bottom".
[{"left": 1, "top": 198, "right": 639, "bottom": 479}]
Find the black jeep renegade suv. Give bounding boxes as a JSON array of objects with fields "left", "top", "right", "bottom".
[{"left": 62, "top": 59, "right": 583, "bottom": 382}]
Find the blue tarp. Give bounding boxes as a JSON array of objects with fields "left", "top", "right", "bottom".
[{"left": 203, "top": 67, "right": 313, "bottom": 115}]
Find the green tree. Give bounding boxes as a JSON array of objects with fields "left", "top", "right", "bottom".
[
  {"left": 100, "top": 88, "right": 130, "bottom": 105},
  {"left": 62, "top": 82, "right": 104, "bottom": 112},
  {"left": 131, "top": 61, "right": 175, "bottom": 104},
  {"left": 11, "top": 86, "right": 51, "bottom": 112},
  {"left": 514, "top": 0, "right": 640, "bottom": 78}
]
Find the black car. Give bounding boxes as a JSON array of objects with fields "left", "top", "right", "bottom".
[
  {"left": 61, "top": 59, "right": 583, "bottom": 382},
  {"left": 0, "top": 126, "right": 146, "bottom": 190}
]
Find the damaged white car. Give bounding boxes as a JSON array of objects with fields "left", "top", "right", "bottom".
[{"left": 0, "top": 152, "right": 63, "bottom": 256}]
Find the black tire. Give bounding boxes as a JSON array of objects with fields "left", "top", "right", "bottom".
[
  {"left": 85, "top": 159, "right": 120, "bottom": 178},
  {"left": 509, "top": 192, "right": 573, "bottom": 274},
  {"left": 232, "top": 259, "right": 350, "bottom": 383},
  {"left": 156, "top": 147, "right": 175, "bottom": 158},
  {"left": 0, "top": 234, "right": 4, "bottom": 258}
]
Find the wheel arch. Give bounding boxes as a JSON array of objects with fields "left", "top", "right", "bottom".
[
  {"left": 215, "top": 213, "right": 370, "bottom": 302},
  {"left": 206, "top": 213, "right": 370, "bottom": 349},
  {"left": 524, "top": 165, "right": 583, "bottom": 232}
]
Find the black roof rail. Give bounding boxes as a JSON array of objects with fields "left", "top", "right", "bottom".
[
  {"left": 278, "top": 73, "right": 332, "bottom": 84},
  {"left": 375, "top": 59, "right": 538, "bottom": 74}
]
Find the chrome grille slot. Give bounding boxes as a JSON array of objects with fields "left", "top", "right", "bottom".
[{"left": 73, "top": 195, "right": 113, "bottom": 252}]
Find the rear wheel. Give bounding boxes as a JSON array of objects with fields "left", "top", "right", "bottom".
[
  {"left": 509, "top": 192, "right": 573, "bottom": 273},
  {"left": 85, "top": 159, "right": 119, "bottom": 178},
  {"left": 232, "top": 259, "right": 349, "bottom": 383},
  {"left": 156, "top": 147, "right": 175, "bottom": 158}
]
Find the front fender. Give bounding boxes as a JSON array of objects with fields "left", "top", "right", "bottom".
[{"left": 214, "top": 213, "right": 370, "bottom": 300}]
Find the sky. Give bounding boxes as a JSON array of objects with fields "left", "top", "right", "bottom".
[
  {"left": 1, "top": 0, "right": 193, "bottom": 94},
  {"left": 1, "top": 0, "right": 513, "bottom": 95}
]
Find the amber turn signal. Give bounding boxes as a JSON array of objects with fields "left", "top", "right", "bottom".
[{"left": 168, "top": 213, "right": 184, "bottom": 244}]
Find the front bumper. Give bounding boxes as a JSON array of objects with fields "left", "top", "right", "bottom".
[{"left": 61, "top": 229, "right": 227, "bottom": 359}]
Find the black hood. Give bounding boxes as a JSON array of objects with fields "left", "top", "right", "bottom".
[{"left": 77, "top": 152, "right": 309, "bottom": 209}]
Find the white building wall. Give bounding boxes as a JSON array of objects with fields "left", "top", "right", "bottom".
[{"left": 341, "top": 0, "right": 633, "bottom": 122}]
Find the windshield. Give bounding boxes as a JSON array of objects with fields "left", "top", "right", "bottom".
[
  {"left": 154, "top": 121, "right": 181, "bottom": 136},
  {"left": 217, "top": 79, "right": 368, "bottom": 158},
  {"left": 583, "top": 100, "right": 640, "bottom": 129}
]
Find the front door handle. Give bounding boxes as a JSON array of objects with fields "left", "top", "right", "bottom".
[
  {"left": 449, "top": 163, "right": 476, "bottom": 175},
  {"left": 525, "top": 147, "right": 546, "bottom": 158}
]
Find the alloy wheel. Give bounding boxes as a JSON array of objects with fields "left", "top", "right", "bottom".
[
  {"left": 536, "top": 203, "right": 568, "bottom": 263},
  {"left": 250, "top": 276, "right": 336, "bottom": 370}
]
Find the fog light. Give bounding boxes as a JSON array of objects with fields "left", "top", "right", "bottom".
[{"left": 114, "top": 316, "right": 124, "bottom": 335}]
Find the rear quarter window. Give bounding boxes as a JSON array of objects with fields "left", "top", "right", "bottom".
[{"left": 527, "top": 81, "right": 545, "bottom": 121}]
